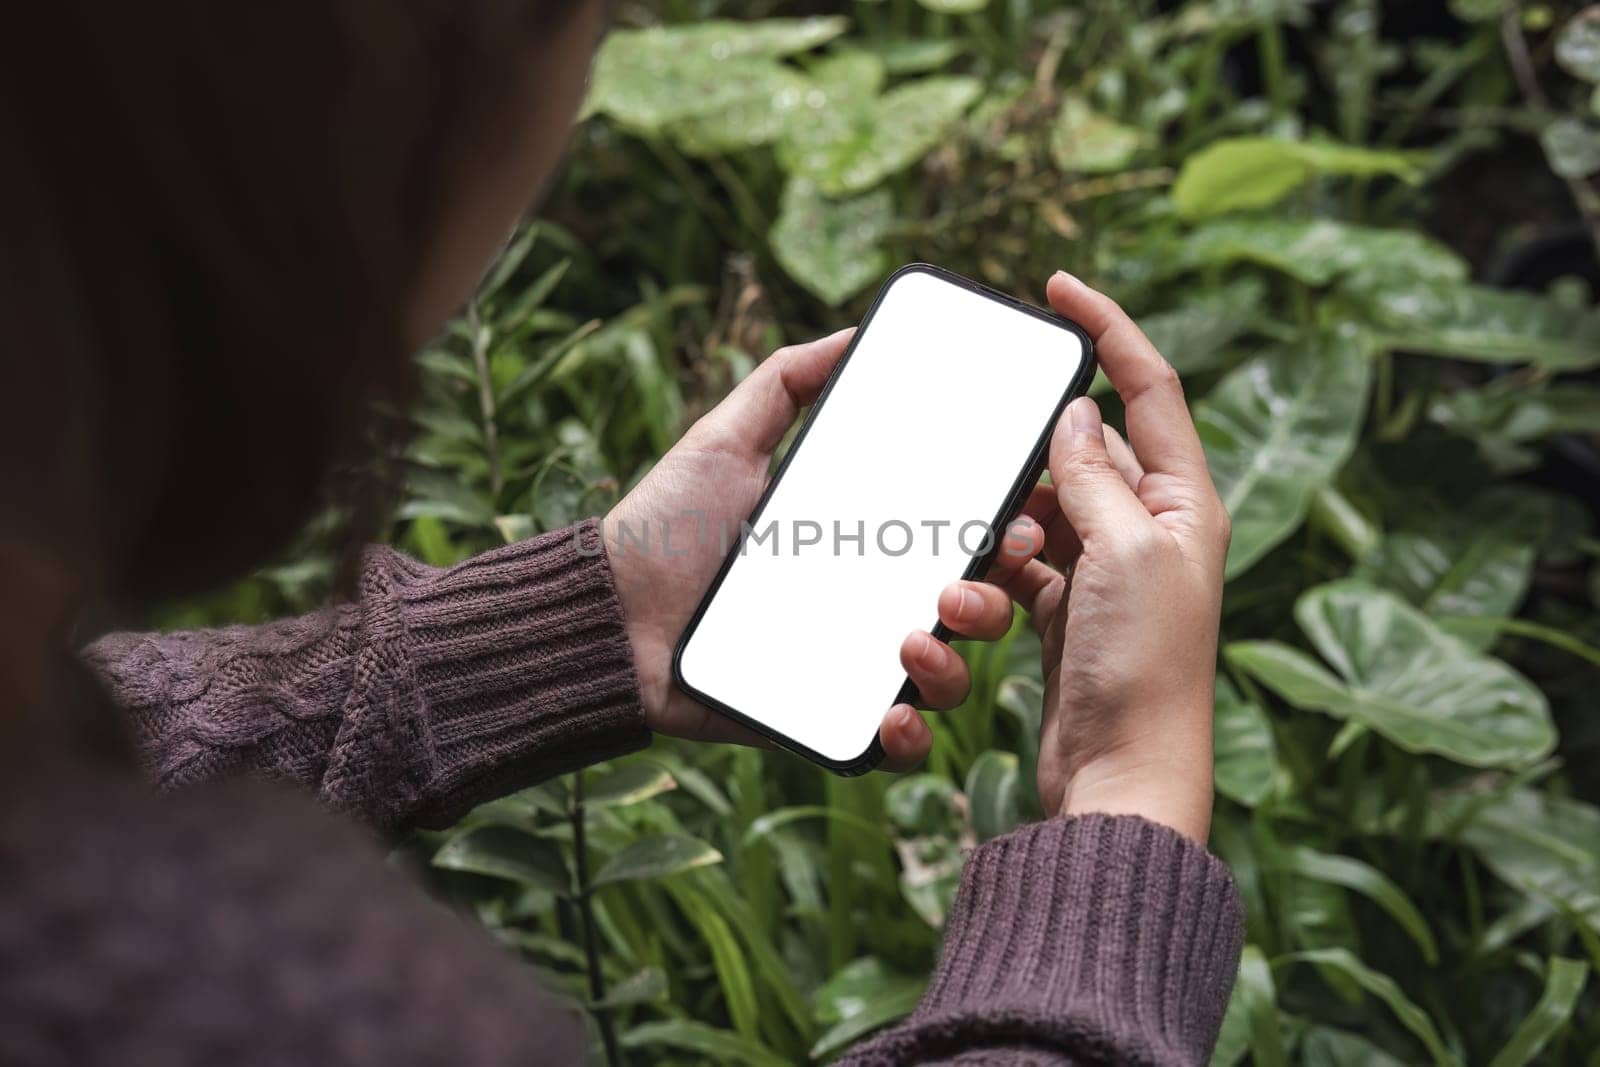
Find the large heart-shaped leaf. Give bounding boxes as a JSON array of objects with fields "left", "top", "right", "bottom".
[
  {"left": 667, "top": 65, "right": 813, "bottom": 157},
  {"left": 1197, "top": 329, "right": 1372, "bottom": 579},
  {"left": 1227, "top": 580, "right": 1556, "bottom": 767},
  {"left": 1049, "top": 94, "right": 1143, "bottom": 173},
  {"left": 1436, "top": 787, "right": 1600, "bottom": 931},
  {"left": 1355, "top": 488, "right": 1553, "bottom": 641},
  {"left": 1173, "top": 218, "right": 1466, "bottom": 287},
  {"left": 1214, "top": 676, "right": 1277, "bottom": 807},
  {"left": 1341, "top": 277, "right": 1600, "bottom": 371},
  {"left": 777, "top": 76, "right": 981, "bottom": 195},
  {"left": 1136, "top": 277, "right": 1264, "bottom": 379},
  {"left": 1173, "top": 138, "right": 1425, "bottom": 219},
  {"left": 1430, "top": 381, "right": 1600, "bottom": 449},
  {"left": 769, "top": 179, "right": 893, "bottom": 306},
  {"left": 584, "top": 17, "right": 846, "bottom": 130}
]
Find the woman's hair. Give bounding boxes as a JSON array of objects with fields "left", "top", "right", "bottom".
[{"left": 0, "top": 2, "right": 575, "bottom": 714}]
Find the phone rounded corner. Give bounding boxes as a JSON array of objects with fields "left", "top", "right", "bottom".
[
  {"left": 669, "top": 631, "right": 696, "bottom": 700},
  {"left": 820, "top": 734, "right": 887, "bottom": 778}
]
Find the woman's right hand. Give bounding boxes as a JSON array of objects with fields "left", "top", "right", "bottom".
[{"left": 935, "top": 272, "right": 1231, "bottom": 843}]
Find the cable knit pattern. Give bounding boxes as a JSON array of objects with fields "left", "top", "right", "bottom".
[
  {"left": 838, "top": 815, "right": 1245, "bottom": 1066},
  {"left": 82, "top": 519, "right": 650, "bottom": 835}
]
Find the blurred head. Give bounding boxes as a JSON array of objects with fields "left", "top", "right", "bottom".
[{"left": 0, "top": 1, "right": 606, "bottom": 714}]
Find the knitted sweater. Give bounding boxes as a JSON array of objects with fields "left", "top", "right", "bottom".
[{"left": 0, "top": 519, "right": 1243, "bottom": 1066}]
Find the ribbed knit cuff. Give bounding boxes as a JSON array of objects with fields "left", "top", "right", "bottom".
[
  {"left": 395, "top": 519, "right": 650, "bottom": 826},
  {"left": 911, "top": 814, "right": 1244, "bottom": 1066}
]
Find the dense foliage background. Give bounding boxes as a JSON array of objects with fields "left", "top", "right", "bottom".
[{"left": 171, "top": 1, "right": 1600, "bottom": 1062}]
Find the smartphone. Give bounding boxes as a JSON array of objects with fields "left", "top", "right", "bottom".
[{"left": 673, "top": 264, "right": 1096, "bottom": 774}]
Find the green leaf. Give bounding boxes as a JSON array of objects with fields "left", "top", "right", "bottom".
[
  {"left": 1443, "top": 788, "right": 1600, "bottom": 932},
  {"left": 1136, "top": 278, "right": 1265, "bottom": 378},
  {"left": 1214, "top": 945, "right": 1286, "bottom": 1067},
  {"left": 1049, "top": 94, "right": 1143, "bottom": 173},
  {"left": 1228, "top": 581, "right": 1556, "bottom": 768},
  {"left": 593, "top": 966, "right": 668, "bottom": 1009},
  {"left": 1342, "top": 277, "right": 1600, "bottom": 371},
  {"left": 585, "top": 18, "right": 846, "bottom": 130},
  {"left": 593, "top": 833, "right": 723, "bottom": 886},
  {"left": 1174, "top": 218, "right": 1467, "bottom": 287},
  {"left": 1274, "top": 949, "right": 1457, "bottom": 1066},
  {"left": 740, "top": 804, "right": 884, "bottom": 847},
  {"left": 809, "top": 982, "right": 924, "bottom": 1059},
  {"left": 1300, "top": 1025, "right": 1411, "bottom": 1066},
  {"left": 620, "top": 1020, "right": 790, "bottom": 1067},
  {"left": 431, "top": 825, "right": 569, "bottom": 893},
  {"left": 1450, "top": 0, "right": 1506, "bottom": 21},
  {"left": 1214, "top": 677, "right": 1278, "bottom": 807},
  {"left": 1197, "top": 329, "right": 1372, "bottom": 579},
  {"left": 672, "top": 883, "right": 760, "bottom": 1038},
  {"left": 777, "top": 75, "right": 981, "bottom": 196},
  {"left": 585, "top": 762, "right": 677, "bottom": 808},
  {"left": 1430, "top": 381, "right": 1600, "bottom": 447},
  {"left": 769, "top": 179, "right": 893, "bottom": 306},
  {"left": 812, "top": 956, "right": 925, "bottom": 1025},
  {"left": 965, "top": 750, "right": 1023, "bottom": 841},
  {"left": 1487, "top": 957, "right": 1588, "bottom": 1067},
  {"left": 865, "top": 38, "right": 964, "bottom": 75},
  {"left": 916, "top": 0, "right": 991, "bottom": 11},
  {"left": 1173, "top": 138, "right": 1425, "bottom": 219},
  {"left": 1266, "top": 845, "right": 1438, "bottom": 963},
  {"left": 1557, "top": 9, "right": 1600, "bottom": 83},
  {"left": 811, "top": 51, "right": 887, "bottom": 97},
  {"left": 1355, "top": 488, "right": 1552, "bottom": 637},
  {"left": 667, "top": 64, "right": 813, "bottom": 157},
  {"left": 1541, "top": 117, "right": 1600, "bottom": 179}
]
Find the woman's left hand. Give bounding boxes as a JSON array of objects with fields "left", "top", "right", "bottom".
[{"left": 603, "top": 329, "right": 1045, "bottom": 771}]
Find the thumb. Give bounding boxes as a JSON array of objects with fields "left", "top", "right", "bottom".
[{"left": 1048, "top": 397, "right": 1150, "bottom": 540}]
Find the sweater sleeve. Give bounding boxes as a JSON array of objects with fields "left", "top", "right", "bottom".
[
  {"left": 81, "top": 519, "right": 650, "bottom": 836},
  {"left": 838, "top": 814, "right": 1244, "bottom": 1067}
]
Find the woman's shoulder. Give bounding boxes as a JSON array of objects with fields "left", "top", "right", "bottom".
[{"left": 0, "top": 759, "right": 583, "bottom": 1067}]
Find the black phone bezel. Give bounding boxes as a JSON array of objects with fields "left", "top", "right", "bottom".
[{"left": 670, "top": 263, "right": 1099, "bottom": 776}]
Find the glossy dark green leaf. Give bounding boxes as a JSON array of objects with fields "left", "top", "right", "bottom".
[
  {"left": 1300, "top": 1025, "right": 1410, "bottom": 1066},
  {"left": 1173, "top": 138, "right": 1425, "bottom": 219},
  {"left": 1136, "top": 277, "right": 1264, "bottom": 378},
  {"left": 1342, "top": 277, "right": 1600, "bottom": 371},
  {"left": 592, "top": 833, "right": 723, "bottom": 886},
  {"left": 769, "top": 179, "right": 893, "bottom": 306},
  {"left": 1275, "top": 949, "right": 1457, "bottom": 1066},
  {"left": 1487, "top": 957, "right": 1588, "bottom": 1067},
  {"left": 1267, "top": 845, "right": 1437, "bottom": 963},
  {"left": 1557, "top": 8, "right": 1600, "bottom": 82},
  {"left": 1049, "top": 94, "right": 1142, "bottom": 173},
  {"left": 1354, "top": 488, "right": 1552, "bottom": 641},
  {"left": 1218, "top": 945, "right": 1286, "bottom": 1067},
  {"left": 584, "top": 18, "right": 846, "bottom": 130},
  {"left": 964, "top": 750, "right": 1023, "bottom": 841},
  {"left": 1228, "top": 581, "right": 1556, "bottom": 767},
  {"left": 1430, "top": 381, "right": 1600, "bottom": 450},
  {"left": 740, "top": 804, "right": 883, "bottom": 847},
  {"left": 812, "top": 956, "right": 925, "bottom": 1025},
  {"left": 777, "top": 75, "right": 981, "bottom": 196},
  {"left": 1174, "top": 218, "right": 1466, "bottom": 286},
  {"left": 620, "top": 1020, "right": 790, "bottom": 1067},
  {"left": 431, "top": 825, "right": 569, "bottom": 893},
  {"left": 1213, "top": 677, "right": 1277, "bottom": 807},
  {"left": 1442, "top": 788, "right": 1600, "bottom": 931},
  {"left": 585, "top": 762, "right": 677, "bottom": 808},
  {"left": 1196, "top": 329, "right": 1372, "bottom": 579}
]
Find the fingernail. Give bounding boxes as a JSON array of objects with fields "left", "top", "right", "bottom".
[
  {"left": 1054, "top": 270, "right": 1081, "bottom": 286},
  {"left": 894, "top": 704, "right": 916, "bottom": 731},
  {"left": 956, "top": 586, "right": 979, "bottom": 622},
  {"left": 1067, "top": 397, "right": 1102, "bottom": 437},
  {"left": 916, "top": 633, "right": 946, "bottom": 669}
]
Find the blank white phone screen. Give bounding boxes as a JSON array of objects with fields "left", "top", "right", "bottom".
[{"left": 677, "top": 268, "right": 1088, "bottom": 764}]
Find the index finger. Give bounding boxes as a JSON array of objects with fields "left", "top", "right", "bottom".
[{"left": 1045, "top": 272, "right": 1208, "bottom": 482}]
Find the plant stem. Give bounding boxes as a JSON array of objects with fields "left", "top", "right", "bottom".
[
  {"left": 571, "top": 770, "right": 620, "bottom": 1067},
  {"left": 467, "top": 302, "right": 503, "bottom": 498}
]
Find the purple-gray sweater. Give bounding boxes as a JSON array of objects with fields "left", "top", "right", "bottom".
[{"left": 0, "top": 520, "right": 1243, "bottom": 1065}]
